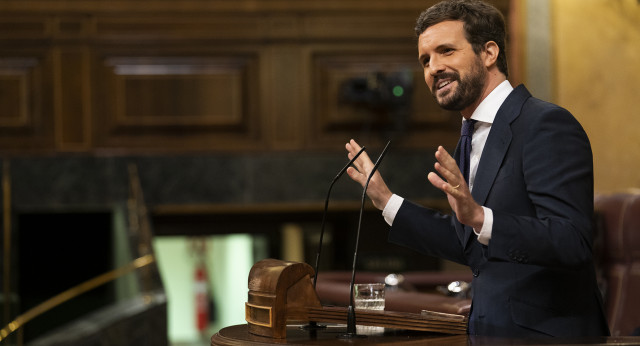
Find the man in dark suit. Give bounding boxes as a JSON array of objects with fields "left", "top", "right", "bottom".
[{"left": 345, "top": 0, "right": 610, "bottom": 338}]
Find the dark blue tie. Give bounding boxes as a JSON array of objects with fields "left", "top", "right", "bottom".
[{"left": 460, "top": 119, "right": 477, "bottom": 183}]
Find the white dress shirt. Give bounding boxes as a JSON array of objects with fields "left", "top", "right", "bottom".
[{"left": 382, "top": 80, "right": 514, "bottom": 245}]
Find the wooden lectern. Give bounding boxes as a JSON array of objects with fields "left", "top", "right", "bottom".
[{"left": 245, "top": 258, "right": 467, "bottom": 339}]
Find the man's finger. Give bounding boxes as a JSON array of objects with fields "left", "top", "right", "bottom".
[
  {"left": 350, "top": 165, "right": 376, "bottom": 189},
  {"left": 347, "top": 139, "right": 374, "bottom": 172},
  {"left": 435, "top": 146, "right": 458, "bottom": 169},
  {"left": 434, "top": 162, "right": 458, "bottom": 184},
  {"left": 427, "top": 172, "right": 445, "bottom": 190}
]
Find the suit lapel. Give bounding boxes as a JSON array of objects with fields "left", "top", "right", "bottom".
[
  {"left": 471, "top": 120, "right": 512, "bottom": 206},
  {"left": 463, "top": 85, "right": 531, "bottom": 247}
]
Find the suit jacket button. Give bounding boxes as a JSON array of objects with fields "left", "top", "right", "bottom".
[{"left": 473, "top": 269, "right": 479, "bottom": 277}]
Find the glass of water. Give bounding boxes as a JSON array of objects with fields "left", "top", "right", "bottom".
[{"left": 353, "top": 283, "right": 385, "bottom": 311}]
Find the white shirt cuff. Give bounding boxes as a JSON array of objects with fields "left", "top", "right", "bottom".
[
  {"left": 474, "top": 206, "right": 493, "bottom": 245},
  {"left": 382, "top": 194, "right": 404, "bottom": 226}
]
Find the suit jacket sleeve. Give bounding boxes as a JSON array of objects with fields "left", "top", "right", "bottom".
[{"left": 388, "top": 199, "right": 469, "bottom": 265}]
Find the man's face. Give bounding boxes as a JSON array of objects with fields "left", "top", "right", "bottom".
[{"left": 418, "top": 20, "right": 487, "bottom": 113}]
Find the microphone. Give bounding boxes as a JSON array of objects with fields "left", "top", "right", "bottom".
[
  {"left": 339, "top": 140, "right": 392, "bottom": 339},
  {"left": 313, "top": 145, "right": 366, "bottom": 290},
  {"left": 301, "top": 145, "right": 366, "bottom": 331}
]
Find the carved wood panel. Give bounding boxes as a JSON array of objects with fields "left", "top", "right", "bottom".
[
  {"left": 92, "top": 51, "right": 262, "bottom": 151},
  {"left": 0, "top": 53, "right": 54, "bottom": 151},
  {"left": 0, "top": 0, "right": 510, "bottom": 153}
]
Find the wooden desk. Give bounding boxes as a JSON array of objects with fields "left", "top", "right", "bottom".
[
  {"left": 211, "top": 324, "right": 640, "bottom": 345},
  {"left": 211, "top": 324, "right": 467, "bottom": 345}
]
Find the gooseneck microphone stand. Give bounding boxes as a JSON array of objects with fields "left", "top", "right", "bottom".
[
  {"left": 301, "top": 146, "right": 366, "bottom": 331},
  {"left": 338, "top": 140, "right": 392, "bottom": 339}
]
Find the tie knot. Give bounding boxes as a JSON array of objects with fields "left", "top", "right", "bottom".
[{"left": 461, "top": 119, "right": 477, "bottom": 137}]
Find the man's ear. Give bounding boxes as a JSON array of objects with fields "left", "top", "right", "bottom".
[{"left": 483, "top": 41, "right": 500, "bottom": 68}]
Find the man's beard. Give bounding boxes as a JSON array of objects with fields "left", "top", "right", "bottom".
[{"left": 432, "top": 58, "right": 486, "bottom": 112}]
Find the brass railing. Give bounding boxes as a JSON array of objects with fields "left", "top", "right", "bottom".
[
  {"left": 0, "top": 254, "right": 155, "bottom": 343},
  {"left": 0, "top": 162, "right": 163, "bottom": 344}
]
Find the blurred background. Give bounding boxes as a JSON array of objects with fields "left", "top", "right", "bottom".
[{"left": 0, "top": 0, "right": 638, "bottom": 345}]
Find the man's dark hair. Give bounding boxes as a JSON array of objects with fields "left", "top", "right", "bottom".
[{"left": 415, "top": 0, "right": 509, "bottom": 77}]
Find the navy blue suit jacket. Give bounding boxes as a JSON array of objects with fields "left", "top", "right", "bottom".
[{"left": 388, "top": 85, "right": 610, "bottom": 337}]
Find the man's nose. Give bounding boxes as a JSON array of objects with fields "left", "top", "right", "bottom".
[{"left": 428, "top": 56, "right": 445, "bottom": 76}]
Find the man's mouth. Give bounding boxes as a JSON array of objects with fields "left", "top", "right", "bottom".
[
  {"left": 437, "top": 80, "right": 453, "bottom": 90},
  {"left": 432, "top": 72, "right": 459, "bottom": 97},
  {"left": 433, "top": 78, "right": 456, "bottom": 96}
]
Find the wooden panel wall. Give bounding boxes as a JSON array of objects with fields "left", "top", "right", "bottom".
[{"left": 0, "top": 0, "right": 509, "bottom": 154}]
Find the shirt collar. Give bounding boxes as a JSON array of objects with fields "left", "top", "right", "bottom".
[{"left": 468, "top": 80, "right": 513, "bottom": 124}]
